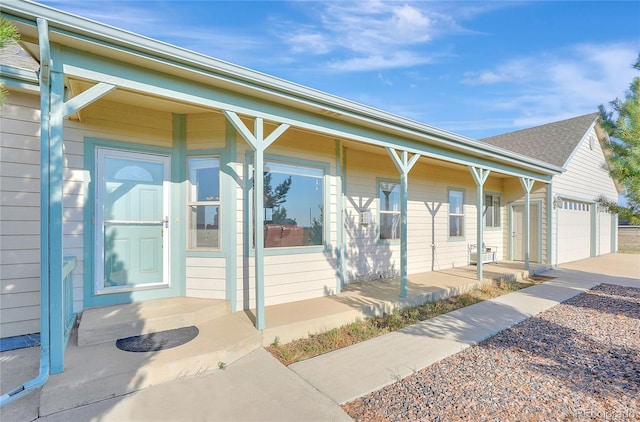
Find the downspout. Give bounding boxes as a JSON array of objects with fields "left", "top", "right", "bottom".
[{"left": 0, "top": 17, "right": 52, "bottom": 407}]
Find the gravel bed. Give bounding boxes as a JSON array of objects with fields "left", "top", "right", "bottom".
[{"left": 342, "top": 284, "right": 640, "bottom": 421}]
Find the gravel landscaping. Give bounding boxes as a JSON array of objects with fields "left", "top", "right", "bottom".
[{"left": 342, "top": 283, "right": 640, "bottom": 421}]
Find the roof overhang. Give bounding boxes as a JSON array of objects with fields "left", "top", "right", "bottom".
[{"left": 1, "top": 0, "right": 563, "bottom": 180}]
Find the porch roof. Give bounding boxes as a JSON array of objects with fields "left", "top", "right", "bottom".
[{"left": 2, "top": 0, "right": 563, "bottom": 180}]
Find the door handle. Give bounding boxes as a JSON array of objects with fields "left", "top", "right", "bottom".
[{"left": 163, "top": 216, "right": 169, "bottom": 228}]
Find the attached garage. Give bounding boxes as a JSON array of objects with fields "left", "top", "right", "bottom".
[
  {"left": 557, "top": 199, "right": 593, "bottom": 263},
  {"left": 483, "top": 114, "right": 621, "bottom": 266}
]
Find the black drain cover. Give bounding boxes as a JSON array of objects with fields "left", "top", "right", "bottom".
[{"left": 116, "top": 326, "right": 199, "bottom": 352}]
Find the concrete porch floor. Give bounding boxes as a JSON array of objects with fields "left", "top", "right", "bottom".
[
  {"left": 2, "top": 260, "right": 548, "bottom": 419},
  {"left": 260, "top": 260, "right": 549, "bottom": 346}
]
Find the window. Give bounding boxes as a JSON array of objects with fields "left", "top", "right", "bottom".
[
  {"left": 379, "top": 181, "right": 400, "bottom": 240},
  {"left": 484, "top": 194, "right": 501, "bottom": 228},
  {"left": 449, "top": 189, "right": 464, "bottom": 238},
  {"left": 263, "top": 160, "right": 324, "bottom": 248},
  {"left": 187, "top": 157, "right": 220, "bottom": 249}
]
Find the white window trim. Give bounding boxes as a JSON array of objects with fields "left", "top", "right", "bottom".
[{"left": 187, "top": 156, "right": 221, "bottom": 251}]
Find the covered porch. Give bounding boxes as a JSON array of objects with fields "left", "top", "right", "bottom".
[{"left": 32, "top": 260, "right": 548, "bottom": 415}]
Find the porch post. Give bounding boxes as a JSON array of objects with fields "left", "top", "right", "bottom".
[
  {"left": 335, "top": 140, "right": 346, "bottom": 294},
  {"left": 386, "top": 148, "right": 420, "bottom": 298},
  {"left": 222, "top": 111, "right": 289, "bottom": 330},
  {"left": 48, "top": 46, "right": 66, "bottom": 374},
  {"left": 519, "top": 177, "right": 534, "bottom": 271},
  {"left": 469, "top": 167, "right": 490, "bottom": 281}
]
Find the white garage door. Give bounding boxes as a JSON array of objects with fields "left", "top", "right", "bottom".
[{"left": 558, "top": 200, "right": 592, "bottom": 263}]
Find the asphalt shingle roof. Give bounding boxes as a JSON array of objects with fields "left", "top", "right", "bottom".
[
  {"left": 481, "top": 113, "right": 599, "bottom": 168},
  {"left": 0, "top": 44, "right": 39, "bottom": 71}
]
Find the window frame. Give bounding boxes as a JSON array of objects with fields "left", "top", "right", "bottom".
[
  {"left": 247, "top": 153, "right": 329, "bottom": 253},
  {"left": 186, "top": 155, "right": 221, "bottom": 251},
  {"left": 377, "top": 178, "right": 401, "bottom": 242},
  {"left": 448, "top": 188, "right": 465, "bottom": 241},
  {"left": 483, "top": 192, "right": 502, "bottom": 229}
]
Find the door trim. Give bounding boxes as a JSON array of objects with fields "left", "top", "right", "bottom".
[
  {"left": 83, "top": 138, "right": 184, "bottom": 309},
  {"left": 95, "top": 147, "right": 171, "bottom": 295},
  {"left": 508, "top": 201, "right": 542, "bottom": 262}
]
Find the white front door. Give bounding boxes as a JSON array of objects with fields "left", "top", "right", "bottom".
[
  {"left": 511, "top": 204, "right": 540, "bottom": 262},
  {"left": 95, "top": 148, "right": 171, "bottom": 294}
]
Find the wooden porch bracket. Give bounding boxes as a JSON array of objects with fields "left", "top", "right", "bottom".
[
  {"left": 469, "top": 166, "right": 491, "bottom": 281},
  {"left": 222, "top": 110, "right": 290, "bottom": 330},
  {"left": 519, "top": 177, "right": 535, "bottom": 271}
]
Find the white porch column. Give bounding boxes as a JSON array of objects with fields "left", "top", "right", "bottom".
[
  {"left": 469, "top": 167, "right": 490, "bottom": 281},
  {"left": 519, "top": 177, "right": 535, "bottom": 271},
  {"left": 223, "top": 111, "right": 289, "bottom": 330},
  {"left": 386, "top": 148, "right": 420, "bottom": 298}
]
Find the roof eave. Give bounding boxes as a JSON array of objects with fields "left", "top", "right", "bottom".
[{"left": 2, "top": 0, "right": 562, "bottom": 177}]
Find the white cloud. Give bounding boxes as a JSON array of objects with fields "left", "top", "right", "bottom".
[
  {"left": 461, "top": 42, "right": 638, "bottom": 126},
  {"left": 287, "top": 31, "right": 332, "bottom": 55},
  {"left": 278, "top": 0, "right": 482, "bottom": 71},
  {"left": 327, "top": 51, "right": 433, "bottom": 71}
]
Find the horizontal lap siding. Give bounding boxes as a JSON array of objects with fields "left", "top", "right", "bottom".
[
  {"left": 345, "top": 150, "right": 507, "bottom": 281},
  {"left": 233, "top": 130, "right": 340, "bottom": 310},
  {"left": 553, "top": 129, "right": 618, "bottom": 263},
  {"left": 0, "top": 92, "right": 41, "bottom": 337},
  {"left": 264, "top": 132, "right": 339, "bottom": 307},
  {"left": 184, "top": 113, "right": 227, "bottom": 299},
  {"left": 185, "top": 257, "right": 226, "bottom": 299},
  {"left": 504, "top": 178, "right": 549, "bottom": 263},
  {"left": 65, "top": 100, "right": 174, "bottom": 312}
]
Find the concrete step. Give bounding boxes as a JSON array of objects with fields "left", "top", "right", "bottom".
[
  {"left": 77, "top": 297, "right": 230, "bottom": 346},
  {"left": 40, "top": 313, "right": 261, "bottom": 417}
]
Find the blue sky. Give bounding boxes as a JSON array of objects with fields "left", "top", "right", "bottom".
[{"left": 39, "top": 0, "right": 639, "bottom": 139}]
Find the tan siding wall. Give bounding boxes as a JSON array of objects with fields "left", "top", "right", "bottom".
[
  {"left": 0, "top": 92, "right": 42, "bottom": 337},
  {"left": 184, "top": 113, "right": 227, "bottom": 299},
  {"left": 232, "top": 128, "right": 341, "bottom": 309},
  {"left": 185, "top": 257, "right": 226, "bottom": 299},
  {"left": 503, "top": 179, "right": 549, "bottom": 263},
  {"left": 64, "top": 100, "right": 174, "bottom": 312},
  {"left": 1, "top": 90, "right": 178, "bottom": 338},
  {"left": 344, "top": 149, "right": 511, "bottom": 282}
]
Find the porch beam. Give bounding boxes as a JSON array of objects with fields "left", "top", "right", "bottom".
[
  {"left": 469, "top": 166, "right": 490, "bottom": 281},
  {"left": 222, "top": 110, "right": 289, "bottom": 330},
  {"left": 386, "top": 148, "right": 421, "bottom": 298},
  {"left": 62, "top": 82, "right": 116, "bottom": 118},
  {"left": 519, "top": 177, "right": 535, "bottom": 271},
  {"left": 60, "top": 64, "right": 556, "bottom": 182}
]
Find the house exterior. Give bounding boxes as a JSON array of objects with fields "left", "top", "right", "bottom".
[
  {"left": 0, "top": 0, "right": 617, "bottom": 378},
  {"left": 482, "top": 114, "right": 620, "bottom": 265}
]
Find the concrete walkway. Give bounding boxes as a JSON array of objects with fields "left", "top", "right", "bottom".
[
  {"left": 290, "top": 263, "right": 639, "bottom": 404},
  {"left": 1, "top": 254, "right": 637, "bottom": 421}
]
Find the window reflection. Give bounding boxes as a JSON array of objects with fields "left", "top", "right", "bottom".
[
  {"left": 188, "top": 157, "right": 220, "bottom": 249},
  {"left": 263, "top": 161, "right": 324, "bottom": 247}
]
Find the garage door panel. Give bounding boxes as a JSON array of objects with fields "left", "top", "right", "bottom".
[{"left": 558, "top": 201, "right": 591, "bottom": 264}]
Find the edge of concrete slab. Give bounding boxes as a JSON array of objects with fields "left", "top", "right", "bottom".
[{"left": 290, "top": 273, "right": 605, "bottom": 405}]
